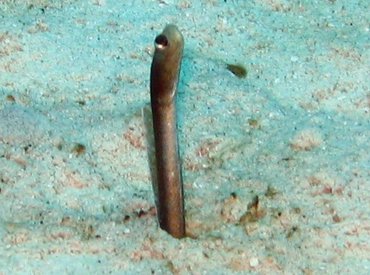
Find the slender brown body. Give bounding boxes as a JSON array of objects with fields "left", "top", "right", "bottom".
[{"left": 150, "top": 25, "right": 185, "bottom": 238}]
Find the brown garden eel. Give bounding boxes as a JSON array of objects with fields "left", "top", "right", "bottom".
[{"left": 150, "top": 24, "right": 185, "bottom": 238}]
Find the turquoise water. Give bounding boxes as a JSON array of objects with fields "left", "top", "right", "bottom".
[{"left": 0, "top": 1, "right": 369, "bottom": 273}]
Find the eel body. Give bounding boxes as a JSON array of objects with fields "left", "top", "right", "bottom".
[{"left": 150, "top": 24, "right": 185, "bottom": 238}]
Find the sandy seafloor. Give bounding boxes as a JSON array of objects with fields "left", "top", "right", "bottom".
[{"left": 0, "top": 0, "right": 369, "bottom": 274}]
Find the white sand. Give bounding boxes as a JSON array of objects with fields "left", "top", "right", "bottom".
[{"left": 0, "top": 0, "right": 369, "bottom": 273}]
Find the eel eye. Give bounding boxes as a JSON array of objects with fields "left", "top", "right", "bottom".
[{"left": 155, "top": 34, "right": 168, "bottom": 49}]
